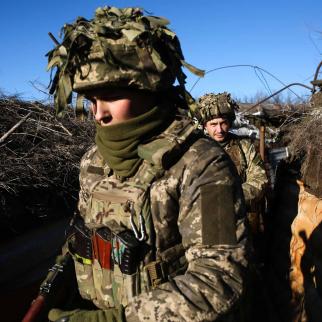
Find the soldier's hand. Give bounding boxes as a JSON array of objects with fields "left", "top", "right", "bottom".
[{"left": 48, "top": 307, "right": 124, "bottom": 322}]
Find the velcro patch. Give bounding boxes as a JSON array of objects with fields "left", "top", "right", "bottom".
[
  {"left": 87, "top": 165, "right": 104, "bottom": 176},
  {"left": 201, "top": 184, "right": 237, "bottom": 245}
]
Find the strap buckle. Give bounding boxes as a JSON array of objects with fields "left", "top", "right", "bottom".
[{"left": 144, "top": 260, "right": 167, "bottom": 288}]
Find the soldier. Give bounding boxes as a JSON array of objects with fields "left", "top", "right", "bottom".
[
  {"left": 45, "top": 6, "right": 249, "bottom": 322},
  {"left": 197, "top": 93, "right": 272, "bottom": 321},
  {"left": 198, "top": 93, "right": 268, "bottom": 231}
]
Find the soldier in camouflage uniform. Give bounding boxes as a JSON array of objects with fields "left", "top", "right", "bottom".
[
  {"left": 198, "top": 93, "right": 268, "bottom": 217},
  {"left": 197, "top": 93, "right": 271, "bottom": 321},
  {"left": 46, "top": 6, "right": 249, "bottom": 322}
]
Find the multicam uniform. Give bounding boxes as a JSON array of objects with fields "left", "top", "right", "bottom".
[
  {"left": 72, "top": 115, "right": 248, "bottom": 321},
  {"left": 222, "top": 133, "right": 267, "bottom": 211}
]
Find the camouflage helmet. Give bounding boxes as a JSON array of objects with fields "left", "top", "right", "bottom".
[
  {"left": 197, "top": 92, "right": 239, "bottom": 124},
  {"left": 46, "top": 6, "right": 204, "bottom": 113}
]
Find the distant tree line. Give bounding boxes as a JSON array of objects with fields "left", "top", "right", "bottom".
[{"left": 235, "top": 90, "right": 310, "bottom": 105}]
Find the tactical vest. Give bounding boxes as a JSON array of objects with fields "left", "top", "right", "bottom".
[
  {"left": 224, "top": 137, "right": 247, "bottom": 183},
  {"left": 67, "top": 117, "right": 197, "bottom": 309}
]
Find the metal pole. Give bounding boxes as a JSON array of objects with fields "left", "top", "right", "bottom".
[{"left": 259, "top": 124, "right": 266, "bottom": 162}]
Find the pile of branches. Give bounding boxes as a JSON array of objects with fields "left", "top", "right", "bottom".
[
  {"left": 283, "top": 106, "right": 322, "bottom": 197},
  {"left": 0, "top": 95, "right": 94, "bottom": 194},
  {"left": 0, "top": 95, "right": 95, "bottom": 238},
  {"left": 285, "top": 108, "right": 322, "bottom": 157}
]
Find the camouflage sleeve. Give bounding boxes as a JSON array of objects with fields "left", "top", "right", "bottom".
[
  {"left": 241, "top": 140, "right": 268, "bottom": 208},
  {"left": 125, "top": 139, "right": 249, "bottom": 322}
]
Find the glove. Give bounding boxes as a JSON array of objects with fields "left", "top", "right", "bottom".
[{"left": 48, "top": 307, "right": 124, "bottom": 322}]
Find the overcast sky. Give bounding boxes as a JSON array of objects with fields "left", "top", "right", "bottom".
[{"left": 1, "top": 0, "right": 321, "bottom": 102}]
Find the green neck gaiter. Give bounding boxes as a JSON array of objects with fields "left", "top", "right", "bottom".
[{"left": 95, "top": 105, "right": 170, "bottom": 178}]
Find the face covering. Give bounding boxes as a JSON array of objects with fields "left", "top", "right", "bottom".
[{"left": 95, "top": 105, "right": 171, "bottom": 178}]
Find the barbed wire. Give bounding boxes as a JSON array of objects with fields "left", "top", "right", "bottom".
[{"left": 189, "top": 64, "right": 305, "bottom": 101}]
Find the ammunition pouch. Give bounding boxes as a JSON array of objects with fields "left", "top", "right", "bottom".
[
  {"left": 113, "top": 230, "right": 140, "bottom": 275},
  {"left": 92, "top": 228, "right": 112, "bottom": 270},
  {"left": 67, "top": 217, "right": 181, "bottom": 290},
  {"left": 67, "top": 217, "right": 92, "bottom": 265},
  {"left": 67, "top": 216, "right": 141, "bottom": 275},
  {"left": 67, "top": 216, "right": 147, "bottom": 307}
]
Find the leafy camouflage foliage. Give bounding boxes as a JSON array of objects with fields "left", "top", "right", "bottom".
[
  {"left": 197, "top": 92, "right": 239, "bottom": 124},
  {"left": 46, "top": 6, "right": 204, "bottom": 114}
]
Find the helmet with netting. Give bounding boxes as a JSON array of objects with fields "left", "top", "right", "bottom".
[
  {"left": 46, "top": 6, "right": 204, "bottom": 113},
  {"left": 198, "top": 92, "right": 239, "bottom": 124}
]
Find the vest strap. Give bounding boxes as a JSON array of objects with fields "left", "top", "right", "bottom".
[{"left": 144, "top": 260, "right": 167, "bottom": 288}]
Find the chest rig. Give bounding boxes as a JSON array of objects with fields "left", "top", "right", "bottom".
[
  {"left": 68, "top": 116, "right": 197, "bottom": 309},
  {"left": 224, "top": 137, "right": 247, "bottom": 183}
]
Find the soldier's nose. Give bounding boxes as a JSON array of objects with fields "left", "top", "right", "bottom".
[
  {"left": 94, "top": 101, "right": 111, "bottom": 124},
  {"left": 215, "top": 125, "right": 222, "bottom": 133}
]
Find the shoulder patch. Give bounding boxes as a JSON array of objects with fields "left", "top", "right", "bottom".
[{"left": 201, "top": 184, "right": 237, "bottom": 245}]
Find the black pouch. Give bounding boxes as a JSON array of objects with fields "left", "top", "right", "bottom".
[
  {"left": 67, "top": 216, "right": 92, "bottom": 264},
  {"left": 113, "top": 230, "right": 140, "bottom": 275}
]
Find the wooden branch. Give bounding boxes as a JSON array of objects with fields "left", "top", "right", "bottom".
[
  {"left": 0, "top": 112, "right": 32, "bottom": 144},
  {"left": 56, "top": 122, "right": 73, "bottom": 136}
]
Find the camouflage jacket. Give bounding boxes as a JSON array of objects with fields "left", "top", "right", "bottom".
[
  {"left": 222, "top": 134, "right": 268, "bottom": 210},
  {"left": 76, "top": 115, "right": 248, "bottom": 321}
]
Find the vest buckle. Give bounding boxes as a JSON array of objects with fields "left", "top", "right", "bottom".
[{"left": 145, "top": 260, "right": 167, "bottom": 288}]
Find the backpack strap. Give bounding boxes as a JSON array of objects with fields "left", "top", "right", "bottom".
[{"left": 137, "top": 116, "right": 197, "bottom": 176}]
